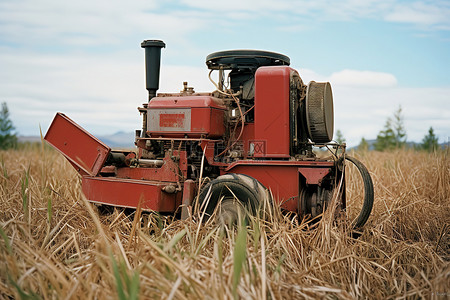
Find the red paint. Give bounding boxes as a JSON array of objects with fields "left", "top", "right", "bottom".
[
  {"left": 44, "top": 113, "right": 110, "bottom": 176},
  {"left": 225, "top": 160, "right": 334, "bottom": 171},
  {"left": 82, "top": 176, "right": 180, "bottom": 212},
  {"left": 148, "top": 96, "right": 226, "bottom": 138},
  {"left": 160, "top": 113, "right": 185, "bottom": 128},
  {"left": 224, "top": 160, "right": 336, "bottom": 211},
  {"left": 45, "top": 61, "right": 344, "bottom": 216},
  {"left": 181, "top": 179, "right": 195, "bottom": 219},
  {"left": 223, "top": 164, "right": 300, "bottom": 211},
  {"left": 298, "top": 168, "right": 331, "bottom": 185},
  {"left": 254, "top": 66, "right": 292, "bottom": 158},
  {"left": 149, "top": 96, "right": 225, "bottom": 109}
]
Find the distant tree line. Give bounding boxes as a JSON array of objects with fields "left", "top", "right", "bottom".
[
  {"left": 373, "top": 106, "right": 406, "bottom": 151},
  {"left": 0, "top": 101, "right": 445, "bottom": 153},
  {"left": 0, "top": 102, "right": 17, "bottom": 150},
  {"left": 353, "top": 105, "right": 441, "bottom": 152}
]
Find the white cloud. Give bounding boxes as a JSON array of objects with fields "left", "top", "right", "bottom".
[
  {"left": 179, "top": 0, "right": 450, "bottom": 30},
  {"left": 0, "top": 49, "right": 217, "bottom": 136},
  {"left": 328, "top": 70, "right": 398, "bottom": 88},
  {"left": 282, "top": 67, "right": 450, "bottom": 146},
  {"left": 160, "top": 66, "right": 215, "bottom": 93},
  {"left": 2, "top": 47, "right": 448, "bottom": 148},
  {"left": 0, "top": 0, "right": 448, "bottom": 58},
  {"left": 0, "top": 49, "right": 142, "bottom": 134},
  {"left": 293, "top": 68, "right": 398, "bottom": 88},
  {"left": 0, "top": 0, "right": 448, "bottom": 147},
  {"left": 332, "top": 85, "right": 450, "bottom": 146},
  {"left": 0, "top": 0, "right": 208, "bottom": 47},
  {"left": 296, "top": 68, "right": 326, "bottom": 83},
  {"left": 178, "top": 0, "right": 292, "bottom": 14},
  {"left": 385, "top": 1, "right": 450, "bottom": 27}
]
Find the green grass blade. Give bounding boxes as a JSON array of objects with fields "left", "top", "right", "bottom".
[
  {"left": 164, "top": 229, "right": 187, "bottom": 253},
  {"left": 111, "top": 254, "right": 127, "bottom": 300},
  {"left": 0, "top": 226, "right": 12, "bottom": 255},
  {"left": 232, "top": 224, "right": 247, "bottom": 299}
]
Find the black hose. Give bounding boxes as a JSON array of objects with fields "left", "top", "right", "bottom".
[{"left": 345, "top": 156, "right": 374, "bottom": 229}]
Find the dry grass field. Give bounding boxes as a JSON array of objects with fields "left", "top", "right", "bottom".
[{"left": 0, "top": 144, "right": 449, "bottom": 299}]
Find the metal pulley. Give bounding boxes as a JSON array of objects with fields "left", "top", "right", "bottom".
[{"left": 305, "top": 81, "right": 334, "bottom": 143}]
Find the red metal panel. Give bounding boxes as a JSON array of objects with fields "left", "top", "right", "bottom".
[
  {"left": 82, "top": 176, "right": 179, "bottom": 212},
  {"left": 160, "top": 113, "right": 185, "bottom": 128},
  {"left": 181, "top": 179, "right": 195, "bottom": 219},
  {"left": 149, "top": 95, "right": 225, "bottom": 109},
  {"left": 44, "top": 113, "right": 110, "bottom": 176},
  {"left": 225, "top": 160, "right": 334, "bottom": 170},
  {"left": 254, "top": 66, "right": 292, "bottom": 158},
  {"left": 224, "top": 160, "right": 336, "bottom": 212},
  {"left": 224, "top": 164, "right": 299, "bottom": 211},
  {"left": 298, "top": 168, "right": 331, "bottom": 185},
  {"left": 147, "top": 96, "right": 226, "bottom": 138},
  {"left": 191, "top": 107, "right": 225, "bottom": 137}
]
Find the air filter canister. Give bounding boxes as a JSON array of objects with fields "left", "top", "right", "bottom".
[{"left": 305, "top": 81, "right": 334, "bottom": 143}]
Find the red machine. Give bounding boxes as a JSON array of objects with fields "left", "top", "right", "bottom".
[{"left": 45, "top": 40, "right": 373, "bottom": 228}]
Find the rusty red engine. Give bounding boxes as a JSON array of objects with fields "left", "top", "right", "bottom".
[{"left": 45, "top": 40, "right": 374, "bottom": 228}]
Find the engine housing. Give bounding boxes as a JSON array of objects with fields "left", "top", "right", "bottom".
[{"left": 147, "top": 96, "right": 226, "bottom": 138}]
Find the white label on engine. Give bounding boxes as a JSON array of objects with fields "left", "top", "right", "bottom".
[{"left": 148, "top": 109, "right": 191, "bottom": 132}]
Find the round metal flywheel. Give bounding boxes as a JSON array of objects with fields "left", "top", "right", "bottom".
[{"left": 305, "top": 81, "right": 334, "bottom": 143}]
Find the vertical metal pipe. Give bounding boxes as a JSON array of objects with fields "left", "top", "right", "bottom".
[
  {"left": 141, "top": 40, "right": 166, "bottom": 100},
  {"left": 141, "top": 40, "right": 165, "bottom": 137}
]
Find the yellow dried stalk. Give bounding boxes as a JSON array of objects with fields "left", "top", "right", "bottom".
[{"left": 0, "top": 146, "right": 448, "bottom": 299}]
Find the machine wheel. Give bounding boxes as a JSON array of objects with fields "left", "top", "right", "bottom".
[
  {"left": 197, "top": 173, "right": 270, "bottom": 224},
  {"left": 345, "top": 156, "right": 374, "bottom": 229}
]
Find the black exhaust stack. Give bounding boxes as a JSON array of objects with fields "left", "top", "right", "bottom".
[
  {"left": 141, "top": 40, "right": 165, "bottom": 100},
  {"left": 140, "top": 40, "right": 165, "bottom": 138}
]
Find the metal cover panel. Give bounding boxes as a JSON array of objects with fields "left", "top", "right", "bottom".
[
  {"left": 148, "top": 108, "right": 191, "bottom": 132},
  {"left": 254, "top": 66, "right": 291, "bottom": 157},
  {"left": 82, "top": 176, "right": 178, "bottom": 212},
  {"left": 44, "top": 113, "right": 110, "bottom": 176}
]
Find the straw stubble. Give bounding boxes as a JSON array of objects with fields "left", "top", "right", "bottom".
[{"left": 0, "top": 147, "right": 448, "bottom": 299}]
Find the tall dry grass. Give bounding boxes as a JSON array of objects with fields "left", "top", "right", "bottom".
[{"left": 0, "top": 144, "right": 449, "bottom": 299}]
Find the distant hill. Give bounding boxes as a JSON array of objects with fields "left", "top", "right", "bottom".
[
  {"left": 18, "top": 131, "right": 136, "bottom": 149},
  {"left": 97, "top": 131, "right": 135, "bottom": 148},
  {"left": 17, "top": 136, "right": 42, "bottom": 143}
]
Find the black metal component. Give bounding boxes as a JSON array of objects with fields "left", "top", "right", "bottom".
[
  {"left": 107, "top": 152, "right": 126, "bottom": 167},
  {"left": 301, "top": 186, "right": 333, "bottom": 218},
  {"left": 345, "top": 156, "right": 374, "bottom": 229},
  {"left": 206, "top": 50, "right": 290, "bottom": 70},
  {"left": 206, "top": 50, "right": 290, "bottom": 97},
  {"left": 141, "top": 40, "right": 166, "bottom": 101},
  {"left": 305, "top": 81, "right": 334, "bottom": 143}
]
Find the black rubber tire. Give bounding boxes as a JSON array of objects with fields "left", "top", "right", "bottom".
[
  {"left": 197, "top": 173, "right": 269, "bottom": 223},
  {"left": 345, "top": 156, "right": 374, "bottom": 229}
]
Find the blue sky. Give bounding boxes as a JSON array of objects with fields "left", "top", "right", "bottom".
[{"left": 0, "top": 0, "right": 449, "bottom": 146}]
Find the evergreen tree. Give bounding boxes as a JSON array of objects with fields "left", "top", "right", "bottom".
[
  {"left": 374, "top": 106, "right": 406, "bottom": 151},
  {"left": 421, "top": 127, "right": 439, "bottom": 152},
  {"left": 392, "top": 105, "right": 406, "bottom": 148},
  {"left": 358, "top": 137, "right": 369, "bottom": 151},
  {"left": 0, "top": 102, "right": 18, "bottom": 149},
  {"left": 374, "top": 117, "right": 396, "bottom": 151},
  {"left": 335, "top": 129, "right": 346, "bottom": 144}
]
